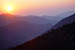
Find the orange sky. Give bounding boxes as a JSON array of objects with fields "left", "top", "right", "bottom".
[{"left": 0, "top": 0, "right": 75, "bottom": 16}]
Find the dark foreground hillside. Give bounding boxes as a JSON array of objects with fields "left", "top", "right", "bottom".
[{"left": 11, "top": 22, "right": 75, "bottom": 50}]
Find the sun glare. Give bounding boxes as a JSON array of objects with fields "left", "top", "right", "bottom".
[{"left": 7, "top": 6, "right": 12, "bottom": 11}]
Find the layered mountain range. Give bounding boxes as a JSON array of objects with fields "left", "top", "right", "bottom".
[
  {"left": 0, "top": 11, "right": 75, "bottom": 50},
  {"left": 11, "top": 14, "right": 75, "bottom": 50}
]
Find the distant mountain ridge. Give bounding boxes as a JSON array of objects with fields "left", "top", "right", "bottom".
[
  {"left": 58, "top": 11, "right": 75, "bottom": 18},
  {"left": 43, "top": 11, "right": 75, "bottom": 24},
  {"left": 52, "top": 13, "right": 75, "bottom": 29},
  {"left": 0, "top": 13, "right": 52, "bottom": 27},
  {"left": 22, "top": 16, "right": 50, "bottom": 24}
]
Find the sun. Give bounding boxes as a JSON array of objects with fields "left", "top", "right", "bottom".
[{"left": 7, "top": 6, "right": 12, "bottom": 11}]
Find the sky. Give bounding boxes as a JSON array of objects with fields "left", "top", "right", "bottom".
[{"left": 0, "top": 0, "right": 75, "bottom": 16}]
